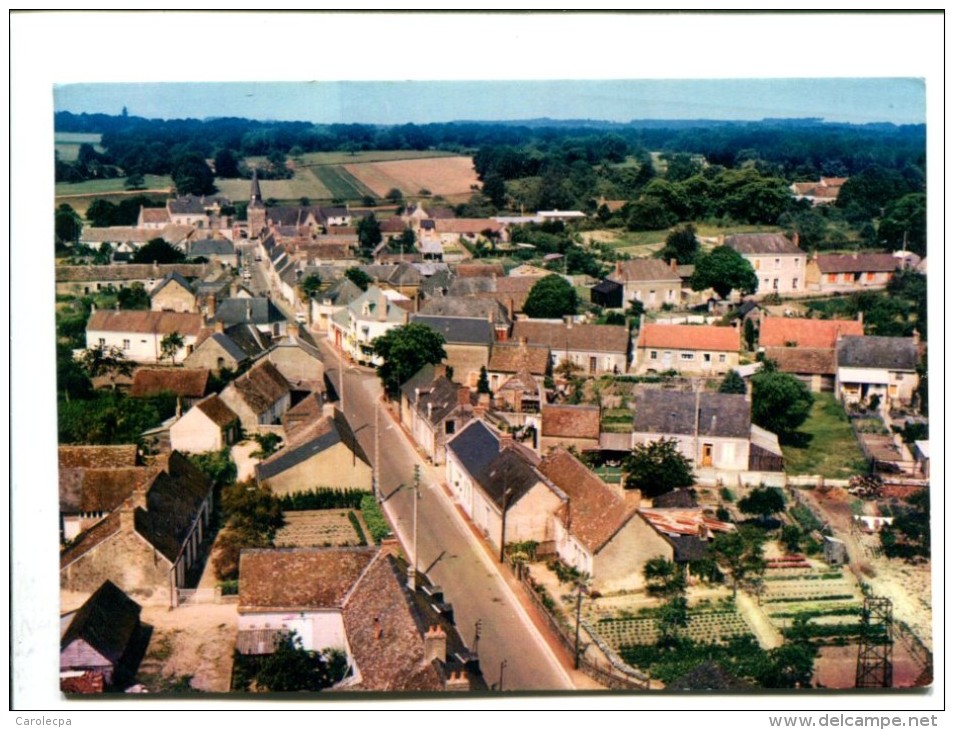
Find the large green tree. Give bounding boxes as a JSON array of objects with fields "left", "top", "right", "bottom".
[
  {"left": 372, "top": 323, "right": 447, "bottom": 397},
  {"left": 344, "top": 267, "right": 372, "bottom": 291},
  {"left": 55, "top": 204, "right": 82, "bottom": 248},
  {"left": 523, "top": 274, "right": 579, "bottom": 319},
  {"left": 878, "top": 192, "right": 926, "bottom": 257},
  {"left": 690, "top": 246, "right": 759, "bottom": 300},
  {"left": 709, "top": 526, "right": 766, "bottom": 599},
  {"left": 718, "top": 369, "right": 747, "bottom": 395},
  {"left": 252, "top": 632, "right": 349, "bottom": 692},
  {"left": 657, "top": 223, "right": 699, "bottom": 265},
  {"left": 738, "top": 487, "right": 786, "bottom": 521},
  {"left": 131, "top": 238, "right": 186, "bottom": 264},
  {"left": 172, "top": 153, "right": 216, "bottom": 196},
  {"left": 357, "top": 213, "right": 383, "bottom": 251},
  {"left": 642, "top": 557, "right": 689, "bottom": 642},
  {"left": 750, "top": 367, "right": 813, "bottom": 440},
  {"left": 624, "top": 438, "right": 694, "bottom": 497}
]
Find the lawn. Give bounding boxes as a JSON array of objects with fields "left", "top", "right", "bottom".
[
  {"left": 312, "top": 165, "right": 377, "bottom": 200},
  {"left": 781, "top": 393, "right": 869, "bottom": 478},
  {"left": 582, "top": 223, "right": 784, "bottom": 257},
  {"left": 297, "top": 150, "right": 459, "bottom": 167},
  {"left": 55, "top": 132, "right": 105, "bottom": 161},
  {"left": 55, "top": 174, "right": 172, "bottom": 198}
]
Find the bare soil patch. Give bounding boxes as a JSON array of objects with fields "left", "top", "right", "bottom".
[{"left": 344, "top": 156, "right": 479, "bottom": 198}]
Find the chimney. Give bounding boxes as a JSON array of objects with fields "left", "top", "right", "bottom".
[
  {"left": 912, "top": 329, "right": 921, "bottom": 347},
  {"left": 793, "top": 232, "right": 800, "bottom": 248},
  {"left": 478, "top": 392, "right": 491, "bottom": 408},
  {"left": 288, "top": 322, "right": 300, "bottom": 338},
  {"left": 373, "top": 617, "right": 383, "bottom": 641},
  {"left": 119, "top": 506, "right": 136, "bottom": 533},
  {"left": 564, "top": 315, "right": 573, "bottom": 329},
  {"left": 458, "top": 385, "right": 471, "bottom": 406},
  {"left": 433, "top": 363, "right": 447, "bottom": 379},
  {"left": 670, "top": 258, "right": 678, "bottom": 273},
  {"left": 499, "top": 432, "right": 513, "bottom": 452},
  {"left": 175, "top": 397, "right": 182, "bottom": 419},
  {"left": 518, "top": 336, "right": 528, "bottom": 348},
  {"left": 445, "top": 670, "right": 469, "bottom": 691},
  {"left": 322, "top": 402, "right": 337, "bottom": 419},
  {"left": 487, "top": 309, "right": 494, "bottom": 324},
  {"left": 508, "top": 298, "right": 515, "bottom": 320},
  {"left": 207, "top": 294, "right": 216, "bottom": 318},
  {"left": 615, "top": 261, "right": 622, "bottom": 277},
  {"left": 857, "top": 311, "right": 864, "bottom": 325},
  {"left": 427, "top": 402, "right": 433, "bottom": 420},
  {"left": 214, "top": 320, "right": 225, "bottom": 334},
  {"left": 423, "top": 625, "right": 447, "bottom": 664},
  {"left": 246, "top": 300, "right": 252, "bottom": 322}
]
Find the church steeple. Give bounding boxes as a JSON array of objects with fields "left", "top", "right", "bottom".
[{"left": 249, "top": 168, "right": 263, "bottom": 208}]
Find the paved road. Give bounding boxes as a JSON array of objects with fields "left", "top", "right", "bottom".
[{"left": 318, "top": 337, "right": 574, "bottom": 691}]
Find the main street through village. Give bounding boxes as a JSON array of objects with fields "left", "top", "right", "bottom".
[{"left": 316, "top": 336, "right": 575, "bottom": 691}]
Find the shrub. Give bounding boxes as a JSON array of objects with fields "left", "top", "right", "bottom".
[
  {"left": 360, "top": 495, "right": 391, "bottom": 543},
  {"left": 347, "top": 511, "right": 368, "bottom": 546},
  {"left": 280, "top": 488, "right": 366, "bottom": 511}
]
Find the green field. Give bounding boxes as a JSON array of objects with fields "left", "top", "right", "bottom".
[
  {"left": 584, "top": 223, "right": 785, "bottom": 257},
  {"left": 312, "top": 165, "right": 377, "bottom": 200},
  {"left": 781, "top": 393, "right": 869, "bottom": 478},
  {"left": 54, "top": 132, "right": 104, "bottom": 162}
]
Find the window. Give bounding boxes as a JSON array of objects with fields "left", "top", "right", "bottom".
[
  {"left": 98, "top": 338, "right": 105, "bottom": 347},
  {"left": 827, "top": 273, "right": 838, "bottom": 283},
  {"left": 754, "top": 259, "right": 761, "bottom": 270},
  {"left": 794, "top": 258, "right": 800, "bottom": 267},
  {"left": 680, "top": 352, "right": 694, "bottom": 361},
  {"left": 445, "top": 421, "right": 456, "bottom": 436},
  {"left": 718, "top": 353, "right": 726, "bottom": 363},
  {"left": 650, "top": 351, "right": 657, "bottom": 360},
  {"left": 773, "top": 279, "right": 779, "bottom": 290},
  {"left": 667, "top": 289, "right": 675, "bottom": 301},
  {"left": 792, "top": 278, "right": 799, "bottom": 289},
  {"left": 895, "top": 373, "right": 905, "bottom": 381},
  {"left": 774, "top": 258, "right": 781, "bottom": 269},
  {"left": 122, "top": 339, "right": 130, "bottom": 350},
  {"left": 703, "top": 353, "right": 711, "bottom": 363},
  {"left": 866, "top": 272, "right": 876, "bottom": 281}
]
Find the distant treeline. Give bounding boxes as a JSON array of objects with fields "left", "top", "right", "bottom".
[{"left": 55, "top": 111, "right": 924, "bottom": 182}]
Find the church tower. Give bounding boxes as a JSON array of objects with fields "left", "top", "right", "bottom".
[{"left": 247, "top": 168, "right": 266, "bottom": 237}]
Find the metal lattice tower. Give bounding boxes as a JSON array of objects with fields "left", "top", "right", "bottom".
[{"left": 855, "top": 596, "right": 893, "bottom": 688}]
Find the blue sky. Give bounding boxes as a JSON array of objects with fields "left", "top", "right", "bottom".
[{"left": 54, "top": 78, "right": 925, "bottom": 126}]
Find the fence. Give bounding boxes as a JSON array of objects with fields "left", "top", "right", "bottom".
[
  {"left": 176, "top": 587, "right": 238, "bottom": 606},
  {"left": 507, "top": 558, "right": 650, "bottom": 691}
]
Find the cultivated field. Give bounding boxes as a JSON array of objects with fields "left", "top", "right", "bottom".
[
  {"left": 297, "top": 150, "right": 459, "bottom": 167},
  {"left": 273, "top": 509, "right": 368, "bottom": 548},
  {"left": 344, "top": 155, "right": 479, "bottom": 199}
]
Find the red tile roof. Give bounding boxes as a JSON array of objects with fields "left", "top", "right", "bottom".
[
  {"left": 511, "top": 320, "right": 630, "bottom": 355},
  {"left": 539, "top": 449, "right": 638, "bottom": 554},
  {"left": 87, "top": 310, "right": 204, "bottom": 337},
  {"left": 637, "top": 323, "right": 740, "bottom": 352},
  {"left": 638, "top": 508, "right": 735, "bottom": 539},
  {"left": 610, "top": 258, "right": 680, "bottom": 283},
  {"left": 59, "top": 445, "right": 138, "bottom": 470},
  {"left": 130, "top": 368, "right": 209, "bottom": 398},
  {"left": 194, "top": 394, "right": 240, "bottom": 427},
  {"left": 759, "top": 317, "right": 864, "bottom": 349},
  {"left": 541, "top": 405, "right": 601, "bottom": 440},
  {"left": 238, "top": 546, "right": 379, "bottom": 612},
  {"left": 764, "top": 347, "right": 837, "bottom": 376},
  {"left": 814, "top": 253, "right": 899, "bottom": 274},
  {"left": 488, "top": 342, "right": 550, "bottom": 375}
]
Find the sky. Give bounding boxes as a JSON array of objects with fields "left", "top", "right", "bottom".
[{"left": 53, "top": 78, "right": 925, "bottom": 126}]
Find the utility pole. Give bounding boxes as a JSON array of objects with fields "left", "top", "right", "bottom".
[
  {"left": 574, "top": 579, "right": 585, "bottom": 669},
  {"left": 407, "top": 465, "right": 421, "bottom": 591},
  {"left": 374, "top": 399, "right": 380, "bottom": 503},
  {"left": 498, "top": 488, "right": 513, "bottom": 564},
  {"left": 473, "top": 619, "right": 482, "bottom": 657},
  {"left": 498, "top": 659, "right": 508, "bottom": 692}
]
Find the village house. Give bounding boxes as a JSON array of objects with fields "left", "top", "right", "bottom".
[
  {"left": 417, "top": 296, "right": 512, "bottom": 341},
  {"left": 445, "top": 420, "right": 565, "bottom": 556},
  {"left": 806, "top": 253, "right": 899, "bottom": 293},
  {"left": 56, "top": 263, "right": 211, "bottom": 297},
  {"left": 169, "top": 394, "right": 241, "bottom": 454},
  {"left": 723, "top": 233, "right": 806, "bottom": 296},
  {"left": 631, "top": 389, "right": 782, "bottom": 474},
  {"left": 537, "top": 448, "right": 671, "bottom": 592},
  {"left": 635, "top": 323, "right": 740, "bottom": 376},
  {"left": 130, "top": 366, "right": 209, "bottom": 409},
  {"left": 184, "top": 322, "right": 270, "bottom": 373},
  {"left": 401, "top": 371, "right": 475, "bottom": 466},
  {"left": 637, "top": 508, "right": 736, "bottom": 568},
  {"left": 59, "top": 445, "right": 144, "bottom": 542},
  {"left": 236, "top": 545, "right": 484, "bottom": 691},
  {"left": 759, "top": 316, "right": 865, "bottom": 392},
  {"left": 78, "top": 225, "right": 190, "bottom": 253},
  {"left": 138, "top": 205, "right": 171, "bottom": 229},
  {"left": 589, "top": 279, "right": 624, "bottom": 309},
  {"left": 446, "top": 275, "right": 538, "bottom": 318},
  {"left": 790, "top": 176, "right": 847, "bottom": 206},
  {"left": 606, "top": 258, "right": 682, "bottom": 311},
  {"left": 255, "top": 405, "right": 372, "bottom": 496},
  {"left": 311, "top": 277, "right": 364, "bottom": 335},
  {"left": 60, "top": 452, "right": 214, "bottom": 607},
  {"left": 214, "top": 297, "right": 289, "bottom": 338},
  {"left": 330, "top": 285, "right": 410, "bottom": 366},
  {"left": 539, "top": 404, "right": 601, "bottom": 453},
  {"left": 188, "top": 238, "right": 239, "bottom": 269},
  {"left": 60, "top": 580, "right": 147, "bottom": 692},
  {"left": 511, "top": 319, "right": 631, "bottom": 375},
  {"left": 486, "top": 339, "right": 551, "bottom": 395},
  {"left": 264, "top": 323, "right": 325, "bottom": 390},
  {"left": 835, "top": 334, "right": 920, "bottom": 411},
  {"left": 85, "top": 308, "right": 204, "bottom": 364},
  {"left": 219, "top": 360, "right": 292, "bottom": 432},
  {"left": 410, "top": 314, "right": 496, "bottom": 388},
  {"left": 149, "top": 272, "right": 198, "bottom": 313}
]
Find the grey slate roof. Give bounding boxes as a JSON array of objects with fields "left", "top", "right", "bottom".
[
  {"left": 418, "top": 296, "right": 510, "bottom": 326},
  {"left": 837, "top": 335, "right": 918, "bottom": 371},
  {"left": 255, "top": 410, "right": 369, "bottom": 481},
  {"left": 215, "top": 298, "right": 287, "bottom": 327},
  {"left": 724, "top": 233, "right": 802, "bottom": 255},
  {"left": 414, "top": 376, "right": 470, "bottom": 426},
  {"left": 190, "top": 239, "right": 235, "bottom": 256},
  {"left": 446, "top": 421, "right": 540, "bottom": 509},
  {"left": 410, "top": 315, "right": 494, "bottom": 346},
  {"left": 149, "top": 271, "right": 193, "bottom": 297},
  {"left": 632, "top": 390, "right": 751, "bottom": 439},
  {"left": 321, "top": 277, "right": 363, "bottom": 306},
  {"left": 208, "top": 332, "right": 254, "bottom": 363},
  {"left": 168, "top": 196, "right": 207, "bottom": 215},
  {"left": 400, "top": 363, "right": 438, "bottom": 402},
  {"left": 223, "top": 323, "right": 271, "bottom": 358}
]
